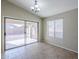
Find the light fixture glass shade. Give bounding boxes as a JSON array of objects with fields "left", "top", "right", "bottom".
[
  {"left": 37, "top": 8, "right": 40, "bottom": 11},
  {"left": 35, "top": 5, "right": 38, "bottom": 8},
  {"left": 31, "top": 7, "right": 34, "bottom": 9}
]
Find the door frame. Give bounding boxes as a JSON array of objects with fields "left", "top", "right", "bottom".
[{"left": 4, "top": 17, "right": 39, "bottom": 51}]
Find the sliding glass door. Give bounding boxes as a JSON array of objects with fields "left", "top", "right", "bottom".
[
  {"left": 25, "top": 22, "right": 38, "bottom": 44},
  {"left": 4, "top": 18, "right": 38, "bottom": 50}
]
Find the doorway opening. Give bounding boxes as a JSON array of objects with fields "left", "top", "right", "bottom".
[{"left": 4, "top": 17, "right": 39, "bottom": 50}]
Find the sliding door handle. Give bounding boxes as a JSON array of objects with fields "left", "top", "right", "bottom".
[
  {"left": 4, "top": 32, "right": 6, "bottom": 36},
  {"left": 24, "top": 32, "right": 26, "bottom": 34}
]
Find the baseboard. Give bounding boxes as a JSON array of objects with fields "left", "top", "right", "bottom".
[{"left": 44, "top": 41, "right": 78, "bottom": 53}]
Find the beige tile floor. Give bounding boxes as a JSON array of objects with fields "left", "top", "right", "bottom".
[{"left": 2, "top": 42, "right": 78, "bottom": 59}]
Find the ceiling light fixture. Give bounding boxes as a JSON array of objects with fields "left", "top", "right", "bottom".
[{"left": 31, "top": 0, "right": 40, "bottom": 13}]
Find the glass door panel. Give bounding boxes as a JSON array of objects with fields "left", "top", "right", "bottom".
[
  {"left": 5, "top": 18, "right": 25, "bottom": 50},
  {"left": 5, "top": 18, "right": 39, "bottom": 50},
  {"left": 26, "top": 22, "right": 38, "bottom": 44}
]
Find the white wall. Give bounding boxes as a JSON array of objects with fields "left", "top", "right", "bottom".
[
  {"left": 1, "top": 0, "right": 42, "bottom": 53},
  {"left": 43, "top": 9, "right": 78, "bottom": 53}
]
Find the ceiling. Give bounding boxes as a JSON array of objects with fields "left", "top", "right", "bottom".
[{"left": 7, "top": 0, "right": 78, "bottom": 18}]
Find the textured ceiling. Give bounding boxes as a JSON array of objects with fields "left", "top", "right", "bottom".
[{"left": 7, "top": 0, "right": 78, "bottom": 18}]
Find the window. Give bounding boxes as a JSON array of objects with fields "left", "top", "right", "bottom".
[
  {"left": 55, "top": 19, "right": 63, "bottom": 39},
  {"left": 47, "top": 21, "right": 54, "bottom": 38},
  {"left": 47, "top": 19, "right": 63, "bottom": 39}
]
